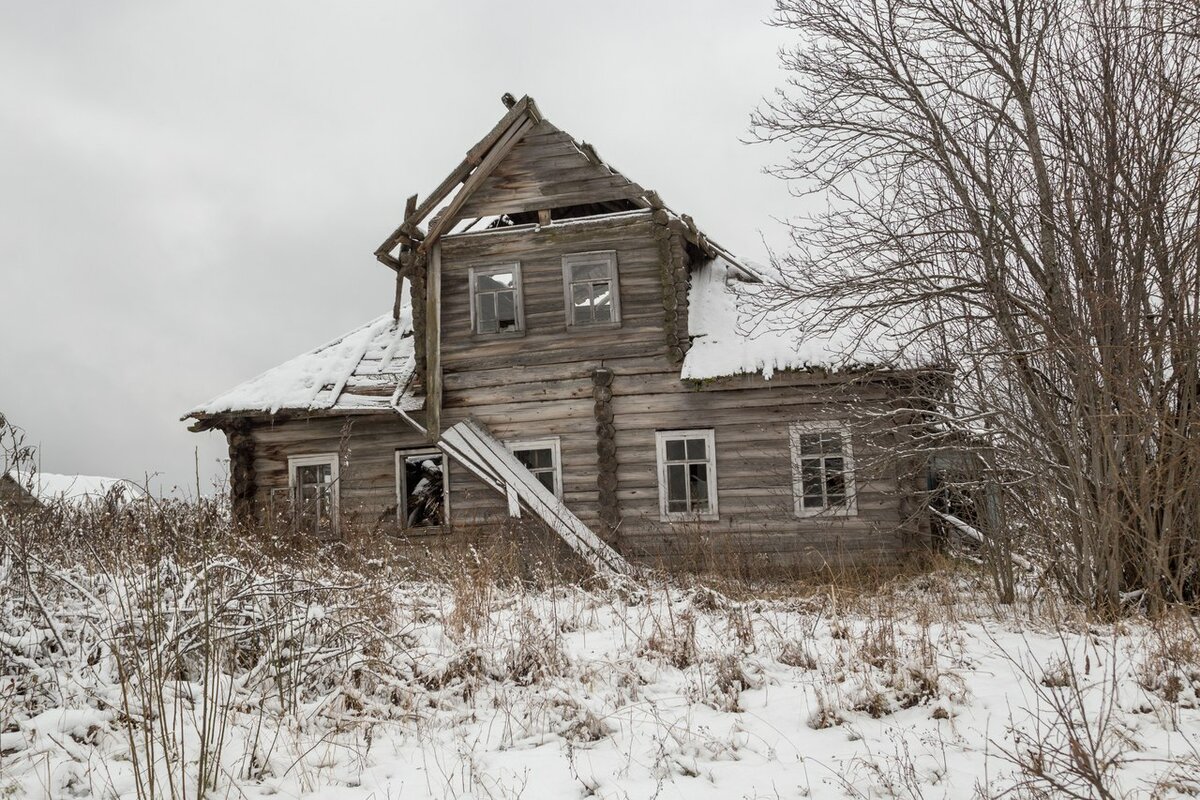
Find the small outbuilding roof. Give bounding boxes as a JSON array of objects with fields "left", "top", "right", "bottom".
[{"left": 2, "top": 470, "right": 146, "bottom": 507}]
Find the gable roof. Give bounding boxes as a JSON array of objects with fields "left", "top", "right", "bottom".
[
  {"left": 373, "top": 94, "right": 764, "bottom": 282},
  {"left": 186, "top": 292, "right": 420, "bottom": 422}
]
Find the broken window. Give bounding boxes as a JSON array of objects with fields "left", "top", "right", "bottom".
[
  {"left": 287, "top": 454, "right": 339, "bottom": 535},
  {"left": 470, "top": 264, "right": 523, "bottom": 334},
  {"left": 789, "top": 422, "right": 857, "bottom": 516},
  {"left": 508, "top": 438, "right": 562, "bottom": 498},
  {"left": 563, "top": 251, "right": 620, "bottom": 327},
  {"left": 655, "top": 429, "right": 718, "bottom": 521},
  {"left": 396, "top": 450, "right": 446, "bottom": 529}
]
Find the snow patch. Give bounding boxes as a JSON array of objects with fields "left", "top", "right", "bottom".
[{"left": 682, "top": 256, "right": 890, "bottom": 381}]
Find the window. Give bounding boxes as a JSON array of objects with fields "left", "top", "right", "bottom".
[
  {"left": 469, "top": 264, "right": 523, "bottom": 334},
  {"left": 655, "top": 429, "right": 718, "bottom": 521},
  {"left": 395, "top": 449, "right": 447, "bottom": 529},
  {"left": 790, "top": 422, "right": 857, "bottom": 517},
  {"left": 507, "top": 438, "right": 562, "bottom": 498},
  {"left": 563, "top": 251, "right": 621, "bottom": 327},
  {"left": 287, "top": 454, "right": 339, "bottom": 535}
]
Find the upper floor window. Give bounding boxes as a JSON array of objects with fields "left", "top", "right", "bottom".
[
  {"left": 287, "top": 454, "right": 339, "bottom": 535},
  {"left": 563, "top": 251, "right": 621, "bottom": 327},
  {"left": 789, "top": 422, "right": 857, "bottom": 517},
  {"left": 655, "top": 429, "right": 718, "bottom": 521},
  {"left": 396, "top": 449, "right": 447, "bottom": 529},
  {"left": 470, "top": 264, "right": 523, "bottom": 334},
  {"left": 507, "top": 437, "right": 562, "bottom": 499}
]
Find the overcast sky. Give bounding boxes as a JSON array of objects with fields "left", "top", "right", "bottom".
[{"left": 0, "top": 1, "right": 801, "bottom": 496}]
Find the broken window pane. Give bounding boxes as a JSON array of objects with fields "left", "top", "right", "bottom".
[
  {"left": 497, "top": 291, "right": 517, "bottom": 330},
  {"left": 401, "top": 452, "right": 444, "bottom": 528},
  {"left": 572, "top": 261, "right": 609, "bottom": 281},
  {"left": 473, "top": 268, "right": 521, "bottom": 334}
]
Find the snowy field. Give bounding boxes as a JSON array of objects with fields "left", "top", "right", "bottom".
[{"left": 3, "top": 542, "right": 1199, "bottom": 799}]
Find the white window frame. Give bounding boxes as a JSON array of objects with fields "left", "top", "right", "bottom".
[
  {"left": 506, "top": 437, "right": 563, "bottom": 499},
  {"left": 394, "top": 448, "right": 449, "bottom": 530},
  {"left": 655, "top": 429, "right": 719, "bottom": 522},
  {"left": 789, "top": 421, "right": 858, "bottom": 518},
  {"left": 562, "top": 251, "right": 621, "bottom": 328},
  {"left": 468, "top": 262, "right": 524, "bottom": 335},
  {"left": 287, "top": 453, "right": 340, "bottom": 532}
]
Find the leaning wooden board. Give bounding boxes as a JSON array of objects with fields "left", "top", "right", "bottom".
[{"left": 439, "top": 417, "right": 631, "bottom": 576}]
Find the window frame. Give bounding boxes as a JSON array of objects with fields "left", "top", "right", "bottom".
[
  {"left": 506, "top": 437, "right": 563, "bottom": 499},
  {"left": 654, "top": 429, "right": 719, "bottom": 522},
  {"left": 789, "top": 421, "right": 858, "bottom": 518},
  {"left": 468, "top": 262, "right": 525, "bottom": 336},
  {"left": 286, "top": 453, "right": 340, "bottom": 534},
  {"left": 394, "top": 448, "right": 450, "bottom": 531},
  {"left": 562, "top": 250, "right": 621, "bottom": 329}
]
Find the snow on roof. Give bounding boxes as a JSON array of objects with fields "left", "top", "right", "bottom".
[
  {"left": 5, "top": 471, "right": 145, "bottom": 506},
  {"left": 682, "top": 255, "right": 894, "bottom": 381},
  {"left": 188, "top": 297, "right": 420, "bottom": 419}
]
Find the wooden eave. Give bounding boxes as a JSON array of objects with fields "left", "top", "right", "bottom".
[{"left": 185, "top": 405, "right": 418, "bottom": 433}]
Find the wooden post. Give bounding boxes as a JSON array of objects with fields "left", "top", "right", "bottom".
[
  {"left": 425, "top": 242, "right": 443, "bottom": 436},
  {"left": 592, "top": 367, "right": 621, "bottom": 542}
]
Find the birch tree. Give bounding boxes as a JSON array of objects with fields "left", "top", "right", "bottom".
[{"left": 755, "top": 0, "right": 1200, "bottom": 610}]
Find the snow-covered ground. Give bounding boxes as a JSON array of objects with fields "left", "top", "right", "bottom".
[{"left": 2, "top": 549, "right": 1198, "bottom": 799}]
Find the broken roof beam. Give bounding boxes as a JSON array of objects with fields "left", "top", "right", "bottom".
[
  {"left": 419, "top": 114, "right": 538, "bottom": 252},
  {"left": 375, "top": 95, "right": 539, "bottom": 259}
]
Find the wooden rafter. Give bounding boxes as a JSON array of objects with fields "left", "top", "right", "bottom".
[
  {"left": 374, "top": 95, "right": 540, "bottom": 260},
  {"left": 417, "top": 115, "right": 537, "bottom": 253}
]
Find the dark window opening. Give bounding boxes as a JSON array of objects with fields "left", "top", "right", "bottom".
[{"left": 398, "top": 451, "right": 446, "bottom": 529}]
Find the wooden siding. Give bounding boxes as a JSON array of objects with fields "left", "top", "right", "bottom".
[
  {"left": 237, "top": 212, "right": 928, "bottom": 572},
  {"left": 456, "top": 121, "right": 644, "bottom": 218},
  {"left": 248, "top": 414, "right": 427, "bottom": 527},
  {"left": 434, "top": 215, "right": 925, "bottom": 570}
]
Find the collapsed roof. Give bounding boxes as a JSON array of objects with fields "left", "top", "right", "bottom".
[{"left": 187, "top": 298, "right": 420, "bottom": 422}]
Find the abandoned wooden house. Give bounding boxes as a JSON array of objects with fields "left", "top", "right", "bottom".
[{"left": 185, "top": 94, "right": 932, "bottom": 573}]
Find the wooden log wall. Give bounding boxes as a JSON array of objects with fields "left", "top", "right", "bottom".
[
  {"left": 245, "top": 414, "right": 428, "bottom": 529},
  {"left": 431, "top": 210, "right": 927, "bottom": 571},
  {"left": 651, "top": 210, "right": 689, "bottom": 363},
  {"left": 237, "top": 208, "right": 929, "bottom": 572}
]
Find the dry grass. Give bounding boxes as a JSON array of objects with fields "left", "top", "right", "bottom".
[{"left": 2, "top": 500, "right": 1198, "bottom": 799}]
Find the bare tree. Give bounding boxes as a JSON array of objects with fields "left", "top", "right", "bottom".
[{"left": 754, "top": 0, "right": 1200, "bottom": 611}]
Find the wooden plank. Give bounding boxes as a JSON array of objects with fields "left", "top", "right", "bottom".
[{"left": 439, "top": 419, "right": 630, "bottom": 575}]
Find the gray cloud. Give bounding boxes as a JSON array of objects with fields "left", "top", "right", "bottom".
[{"left": 0, "top": 0, "right": 799, "bottom": 496}]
